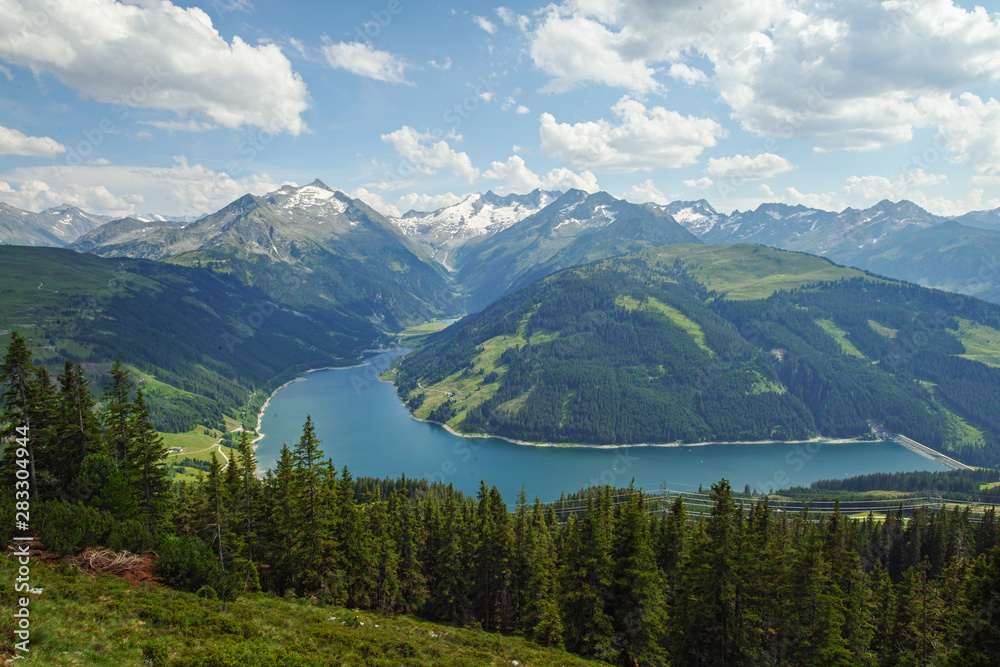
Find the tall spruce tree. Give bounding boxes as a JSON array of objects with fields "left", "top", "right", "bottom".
[{"left": 130, "top": 389, "right": 170, "bottom": 531}]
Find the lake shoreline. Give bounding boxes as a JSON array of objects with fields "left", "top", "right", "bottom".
[{"left": 406, "top": 412, "right": 873, "bottom": 449}]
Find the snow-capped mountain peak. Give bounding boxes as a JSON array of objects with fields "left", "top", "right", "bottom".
[{"left": 392, "top": 189, "right": 563, "bottom": 249}]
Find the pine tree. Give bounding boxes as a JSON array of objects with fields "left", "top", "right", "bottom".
[
  {"left": 610, "top": 488, "right": 668, "bottom": 666},
  {"left": 102, "top": 360, "right": 134, "bottom": 483},
  {"left": 521, "top": 498, "right": 563, "bottom": 647},
  {"left": 129, "top": 390, "right": 170, "bottom": 531},
  {"left": 388, "top": 481, "right": 427, "bottom": 613},
  {"left": 559, "top": 495, "right": 615, "bottom": 661},
  {"left": 54, "top": 361, "right": 102, "bottom": 488},
  {"left": 202, "top": 452, "right": 228, "bottom": 571}
]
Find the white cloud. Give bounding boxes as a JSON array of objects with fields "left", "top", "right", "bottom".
[
  {"left": 323, "top": 41, "right": 411, "bottom": 84},
  {"left": 480, "top": 91, "right": 495, "bottom": 102},
  {"left": 784, "top": 187, "right": 837, "bottom": 211},
  {"left": 919, "top": 93, "right": 1000, "bottom": 179},
  {"left": 428, "top": 57, "right": 452, "bottom": 70},
  {"left": 473, "top": 16, "right": 497, "bottom": 34},
  {"left": 539, "top": 96, "right": 725, "bottom": 172},
  {"left": 483, "top": 155, "right": 598, "bottom": 194},
  {"left": 706, "top": 153, "right": 795, "bottom": 181},
  {"left": 350, "top": 187, "right": 401, "bottom": 217},
  {"left": 0, "top": 157, "right": 281, "bottom": 217},
  {"left": 496, "top": 7, "right": 530, "bottom": 30},
  {"left": 777, "top": 170, "right": 999, "bottom": 217},
  {"left": 621, "top": 179, "right": 668, "bottom": 205},
  {"left": 525, "top": 0, "right": 1000, "bottom": 171},
  {"left": 395, "top": 192, "right": 465, "bottom": 213},
  {"left": 0, "top": 0, "right": 308, "bottom": 134},
  {"left": 381, "top": 126, "right": 480, "bottom": 182},
  {"left": 0, "top": 125, "right": 65, "bottom": 157},
  {"left": 530, "top": 10, "right": 660, "bottom": 93},
  {"left": 515, "top": 105, "right": 530, "bottom": 114},
  {"left": 684, "top": 177, "right": 714, "bottom": 189}
]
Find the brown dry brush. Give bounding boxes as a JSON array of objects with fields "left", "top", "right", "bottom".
[{"left": 68, "top": 548, "right": 159, "bottom": 584}]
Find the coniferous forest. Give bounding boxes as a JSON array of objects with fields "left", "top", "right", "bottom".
[{"left": 3, "top": 332, "right": 1000, "bottom": 666}]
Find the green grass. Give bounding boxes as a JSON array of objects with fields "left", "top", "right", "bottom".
[
  {"left": 410, "top": 313, "right": 537, "bottom": 429},
  {"left": 0, "top": 557, "right": 606, "bottom": 666},
  {"left": 815, "top": 319, "right": 866, "bottom": 358},
  {"left": 953, "top": 318, "right": 1000, "bottom": 368},
  {"left": 868, "top": 319, "right": 898, "bottom": 338},
  {"left": 632, "top": 243, "right": 885, "bottom": 301},
  {"left": 616, "top": 294, "right": 712, "bottom": 354}
]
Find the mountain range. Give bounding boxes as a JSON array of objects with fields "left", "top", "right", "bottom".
[{"left": 8, "top": 184, "right": 998, "bottom": 308}]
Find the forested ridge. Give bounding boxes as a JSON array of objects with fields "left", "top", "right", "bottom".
[
  {"left": 0, "top": 246, "right": 379, "bottom": 433},
  {"left": 4, "top": 332, "right": 1000, "bottom": 665},
  {"left": 396, "top": 244, "right": 1000, "bottom": 466}
]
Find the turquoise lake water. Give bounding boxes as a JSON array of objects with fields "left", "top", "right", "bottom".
[{"left": 254, "top": 350, "right": 946, "bottom": 503}]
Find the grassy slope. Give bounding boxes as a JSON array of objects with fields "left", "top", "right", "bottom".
[
  {"left": 0, "top": 557, "right": 605, "bottom": 667},
  {"left": 636, "top": 243, "right": 882, "bottom": 300}
]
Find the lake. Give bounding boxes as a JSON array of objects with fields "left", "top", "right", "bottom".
[{"left": 254, "top": 350, "right": 946, "bottom": 502}]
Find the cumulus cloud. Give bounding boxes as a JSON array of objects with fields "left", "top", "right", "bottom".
[
  {"left": 515, "top": 105, "right": 530, "bottom": 114},
  {"left": 323, "top": 41, "right": 411, "bottom": 84},
  {"left": 350, "top": 187, "right": 402, "bottom": 217},
  {"left": 381, "top": 126, "right": 479, "bottom": 182},
  {"left": 0, "top": 157, "right": 281, "bottom": 217},
  {"left": 684, "top": 177, "right": 714, "bottom": 189},
  {"left": 0, "top": 0, "right": 309, "bottom": 134},
  {"left": 483, "top": 155, "right": 598, "bottom": 194},
  {"left": 539, "top": 96, "right": 725, "bottom": 172},
  {"left": 705, "top": 153, "right": 795, "bottom": 181},
  {"left": 530, "top": 10, "right": 660, "bottom": 93},
  {"left": 0, "top": 125, "right": 65, "bottom": 157},
  {"left": 525, "top": 0, "right": 1000, "bottom": 171},
  {"left": 621, "top": 179, "right": 669, "bottom": 205}
]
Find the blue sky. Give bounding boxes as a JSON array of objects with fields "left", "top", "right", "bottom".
[{"left": 1, "top": 0, "right": 999, "bottom": 218}]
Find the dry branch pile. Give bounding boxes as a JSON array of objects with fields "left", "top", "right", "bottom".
[{"left": 68, "top": 548, "right": 159, "bottom": 584}]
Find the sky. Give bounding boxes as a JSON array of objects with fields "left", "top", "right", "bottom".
[{"left": 0, "top": 0, "right": 999, "bottom": 219}]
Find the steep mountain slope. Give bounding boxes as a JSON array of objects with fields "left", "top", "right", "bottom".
[
  {"left": 396, "top": 244, "right": 1000, "bottom": 466},
  {"left": 70, "top": 180, "right": 456, "bottom": 329},
  {"left": 0, "top": 202, "right": 111, "bottom": 246},
  {"left": 71, "top": 215, "right": 188, "bottom": 255},
  {"left": 0, "top": 245, "right": 377, "bottom": 432},
  {"left": 452, "top": 190, "right": 702, "bottom": 310},
  {"left": 392, "top": 189, "right": 561, "bottom": 265},
  {"left": 848, "top": 220, "right": 1000, "bottom": 303}
]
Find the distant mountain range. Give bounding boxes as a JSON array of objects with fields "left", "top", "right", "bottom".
[{"left": 5, "top": 183, "right": 1000, "bottom": 312}]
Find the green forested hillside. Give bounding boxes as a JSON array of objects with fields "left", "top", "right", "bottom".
[
  {"left": 0, "top": 246, "right": 377, "bottom": 431},
  {"left": 396, "top": 244, "right": 1000, "bottom": 466}
]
